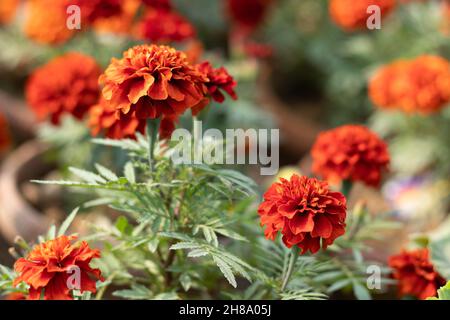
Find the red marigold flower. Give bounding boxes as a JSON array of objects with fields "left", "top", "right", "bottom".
[
  {"left": 136, "top": 8, "right": 196, "bottom": 43},
  {"left": 227, "top": 0, "right": 272, "bottom": 31},
  {"left": 13, "top": 235, "right": 103, "bottom": 300},
  {"left": 258, "top": 174, "right": 347, "bottom": 254},
  {"left": 142, "top": 0, "right": 172, "bottom": 10},
  {"left": 24, "top": 0, "right": 75, "bottom": 45},
  {"left": 26, "top": 53, "right": 101, "bottom": 124},
  {"left": 6, "top": 292, "right": 27, "bottom": 300},
  {"left": 369, "top": 55, "right": 450, "bottom": 114},
  {"left": 0, "top": 0, "right": 19, "bottom": 24},
  {"left": 72, "top": 0, "right": 123, "bottom": 23},
  {"left": 311, "top": 125, "right": 390, "bottom": 187},
  {"left": 100, "top": 44, "right": 208, "bottom": 128},
  {"left": 389, "top": 248, "right": 446, "bottom": 300},
  {"left": 0, "top": 112, "right": 11, "bottom": 153},
  {"left": 329, "top": 0, "right": 396, "bottom": 31}
]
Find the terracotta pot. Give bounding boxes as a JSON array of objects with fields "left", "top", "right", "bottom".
[
  {"left": 0, "top": 90, "right": 36, "bottom": 141},
  {"left": 0, "top": 141, "right": 52, "bottom": 242}
]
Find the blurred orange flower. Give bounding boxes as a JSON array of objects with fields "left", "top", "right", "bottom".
[
  {"left": 369, "top": 55, "right": 450, "bottom": 114},
  {"left": 100, "top": 44, "right": 208, "bottom": 129},
  {"left": 258, "top": 174, "right": 347, "bottom": 254},
  {"left": 94, "top": 0, "right": 141, "bottom": 35},
  {"left": 0, "top": 0, "right": 19, "bottom": 24},
  {"left": 329, "top": 0, "right": 396, "bottom": 31},
  {"left": 389, "top": 248, "right": 446, "bottom": 300},
  {"left": 136, "top": 8, "right": 196, "bottom": 43},
  {"left": 24, "top": 0, "right": 75, "bottom": 45},
  {"left": 14, "top": 235, "right": 103, "bottom": 300},
  {"left": 311, "top": 125, "right": 390, "bottom": 187},
  {"left": 26, "top": 52, "right": 101, "bottom": 124}
]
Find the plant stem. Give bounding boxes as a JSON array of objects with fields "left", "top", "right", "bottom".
[
  {"left": 341, "top": 180, "right": 353, "bottom": 199},
  {"left": 146, "top": 119, "right": 159, "bottom": 172},
  {"left": 281, "top": 246, "right": 299, "bottom": 292}
]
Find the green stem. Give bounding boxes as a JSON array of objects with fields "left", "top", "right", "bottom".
[
  {"left": 341, "top": 180, "right": 353, "bottom": 199},
  {"left": 146, "top": 119, "right": 160, "bottom": 172},
  {"left": 281, "top": 246, "right": 299, "bottom": 292}
]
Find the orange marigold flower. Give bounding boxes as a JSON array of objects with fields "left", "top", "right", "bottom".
[
  {"left": 329, "top": 0, "right": 396, "bottom": 31},
  {"left": 24, "top": 0, "right": 75, "bottom": 45},
  {"left": 311, "top": 125, "right": 390, "bottom": 187},
  {"left": 6, "top": 292, "right": 27, "bottom": 300},
  {"left": 191, "top": 61, "right": 237, "bottom": 115},
  {"left": 0, "top": 0, "right": 19, "bottom": 24},
  {"left": 13, "top": 235, "right": 103, "bottom": 300},
  {"left": 258, "top": 174, "right": 347, "bottom": 254},
  {"left": 26, "top": 53, "right": 101, "bottom": 124},
  {"left": 100, "top": 44, "right": 208, "bottom": 128},
  {"left": 94, "top": 0, "right": 141, "bottom": 35},
  {"left": 369, "top": 55, "right": 450, "bottom": 114},
  {"left": 136, "top": 8, "right": 196, "bottom": 43},
  {"left": 227, "top": 0, "right": 272, "bottom": 31},
  {"left": 389, "top": 248, "right": 446, "bottom": 300}
]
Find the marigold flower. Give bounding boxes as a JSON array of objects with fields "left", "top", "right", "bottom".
[
  {"left": 14, "top": 235, "right": 103, "bottom": 300},
  {"left": 389, "top": 248, "right": 446, "bottom": 300},
  {"left": 6, "top": 292, "right": 27, "bottom": 300},
  {"left": 329, "top": 0, "right": 396, "bottom": 31},
  {"left": 142, "top": 0, "right": 172, "bottom": 10},
  {"left": 0, "top": 0, "right": 19, "bottom": 24},
  {"left": 369, "top": 55, "right": 450, "bottom": 114},
  {"left": 227, "top": 0, "right": 272, "bottom": 31},
  {"left": 26, "top": 53, "right": 101, "bottom": 124},
  {"left": 24, "top": 0, "right": 75, "bottom": 45},
  {"left": 136, "top": 8, "right": 196, "bottom": 43},
  {"left": 72, "top": 0, "right": 123, "bottom": 23},
  {"left": 258, "top": 174, "right": 347, "bottom": 254},
  {"left": 93, "top": 0, "right": 141, "bottom": 34},
  {"left": 100, "top": 44, "right": 208, "bottom": 128},
  {"left": 311, "top": 125, "right": 390, "bottom": 187},
  {"left": 192, "top": 61, "right": 237, "bottom": 115}
]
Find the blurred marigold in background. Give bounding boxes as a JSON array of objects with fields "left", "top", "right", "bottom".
[
  {"left": 100, "top": 44, "right": 208, "bottom": 134},
  {"left": 0, "top": 113, "right": 11, "bottom": 153},
  {"left": 311, "top": 125, "right": 390, "bottom": 187},
  {"left": 142, "top": 0, "right": 172, "bottom": 10},
  {"left": 258, "top": 174, "right": 347, "bottom": 254},
  {"left": 369, "top": 55, "right": 450, "bottom": 114},
  {"left": 192, "top": 61, "right": 238, "bottom": 115},
  {"left": 24, "top": 0, "right": 75, "bottom": 45},
  {"left": 26, "top": 52, "right": 101, "bottom": 124},
  {"left": 94, "top": 0, "right": 141, "bottom": 35},
  {"left": 389, "top": 248, "right": 446, "bottom": 300},
  {"left": 136, "top": 8, "right": 196, "bottom": 43},
  {"left": 72, "top": 0, "right": 122, "bottom": 23},
  {"left": 227, "top": 0, "right": 272, "bottom": 31},
  {"left": 329, "top": 0, "right": 396, "bottom": 31},
  {"left": 0, "top": 0, "right": 19, "bottom": 24},
  {"left": 14, "top": 235, "right": 103, "bottom": 300}
]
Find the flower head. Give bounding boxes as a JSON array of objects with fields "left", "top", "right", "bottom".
[
  {"left": 93, "top": 0, "right": 141, "bottom": 35},
  {"left": 100, "top": 44, "right": 208, "bottom": 128},
  {"left": 142, "top": 0, "right": 172, "bottom": 10},
  {"left": 389, "top": 248, "right": 446, "bottom": 300},
  {"left": 258, "top": 174, "right": 347, "bottom": 254},
  {"left": 369, "top": 55, "right": 450, "bottom": 114},
  {"left": 0, "top": 0, "right": 19, "bottom": 24},
  {"left": 24, "top": 0, "right": 75, "bottom": 45},
  {"left": 311, "top": 125, "right": 390, "bottom": 187},
  {"left": 72, "top": 0, "right": 122, "bottom": 23},
  {"left": 136, "top": 8, "right": 196, "bottom": 43},
  {"left": 227, "top": 0, "right": 272, "bottom": 31},
  {"left": 329, "top": 0, "right": 395, "bottom": 31},
  {"left": 26, "top": 53, "right": 101, "bottom": 124},
  {"left": 14, "top": 235, "right": 103, "bottom": 300}
]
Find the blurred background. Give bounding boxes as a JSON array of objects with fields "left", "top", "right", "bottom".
[{"left": 0, "top": 0, "right": 449, "bottom": 269}]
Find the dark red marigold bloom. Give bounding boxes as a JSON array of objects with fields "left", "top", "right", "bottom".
[
  {"left": 137, "top": 8, "right": 196, "bottom": 43},
  {"left": 72, "top": 0, "right": 123, "bottom": 23},
  {"left": 311, "top": 125, "right": 390, "bottom": 187},
  {"left": 14, "top": 235, "right": 103, "bottom": 300},
  {"left": 100, "top": 44, "right": 208, "bottom": 126},
  {"left": 258, "top": 174, "right": 347, "bottom": 254},
  {"left": 26, "top": 53, "right": 101, "bottom": 124},
  {"left": 329, "top": 0, "right": 396, "bottom": 31},
  {"left": 389, "top": 248, "right": 446, "bottom": 300},
  {"left": 227, "top": 0, "right": 272, "bottom": 31},
  {"left": 142, "top": 0, "right": 172, "bottom": 10},
  {"left": 0, "top": 112, "right": 11, "bottom": 153}
]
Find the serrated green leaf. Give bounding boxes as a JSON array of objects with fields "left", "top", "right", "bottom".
[{"left": 58, "top": 207, "right": 79, "bottom": 236}]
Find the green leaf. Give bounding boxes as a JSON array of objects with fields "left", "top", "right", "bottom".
[
  {"left": 95, "top": 164, "right": 118, "bottom": 181},
  {"left": 430, "top": 235, "right": 450, "bottom": 279},
  {"left": 427, "top": 281, "right": 450, "bottom": 300},
  {"left": 180, "top": 273, "right": 192, "bottom": 292},
  {"left": 115, "top": 216, "right": 130, "bottom": 235},
  {"left": 58, "top": 207, "right": 79, "bottom": 236},
  {"left": 124, "top": 162, "right": 136, "bottom": 183},
  {"left": 352, "top": 281, "right": 371, "bottom": 300},
  {"left": 69, "top": 167, "right": 106, "bottom": 184},
  {"left": 213, "top": 255, "right": 237, "bottom": 288}
]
